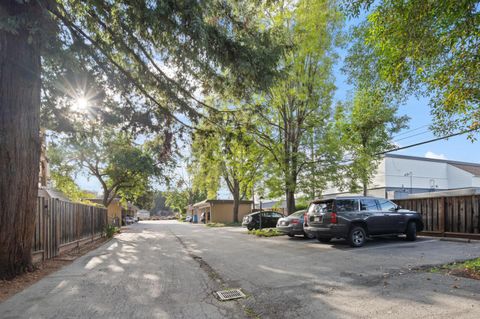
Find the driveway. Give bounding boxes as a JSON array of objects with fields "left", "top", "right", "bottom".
[{"left": 1, "top": 221, "right": 479, "bottom": 318}]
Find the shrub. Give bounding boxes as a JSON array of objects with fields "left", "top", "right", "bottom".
[
  {"left": 248, "top": 228, "right": 283, "bottom": 237},
  {"left": 105, "top": 225, "right": 119, "bottom": 238},
  {"left": 206, "top": 223, "right": 226, "bottom": 227}
]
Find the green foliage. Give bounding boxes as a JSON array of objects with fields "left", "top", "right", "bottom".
[
  {"left": 104, "top": 224, "right": 119, "bottom": 238},
  {"left": 48, "top": 144, "right": 95, "bottom": 202},
  {"left": 163, "top": 175, "right": 206, "bottom": 215},
  {"left": 248, "top": 228, "right": 283, "bottom": 237},
  {"left": 52, "top": 126, "right": 163, "bottom": 207},
  {"left": 295, "top": 197, "right": 311, "bottom": 211},
  {"left": 337, "top": 88, "right": 409, "bottom": 193},
  {"left": 40, "top": 0, "right": 284, "bottom": 136},
  {"left": 463, "top": 258, "right": 480, "bottom": 273},
  {"left": 190, "top": 101, "right": 263, "bottom": 203},
  {"left": 250, "top": 0, "right": 344, "bottom": 212},
  {"left": 429, "top": 257, "right": 480, "bottom": 276},
  {"left": 345, "top": 0, "right": 479, "bottom": 136}
]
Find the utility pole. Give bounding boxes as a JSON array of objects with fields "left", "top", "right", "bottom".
[{"left": 404, "top": 172, "right": 413, "bottom": 194}]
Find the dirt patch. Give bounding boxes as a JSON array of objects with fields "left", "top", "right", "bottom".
[
  {"left": 448, "top": 268, "right": 480, "bottom": 280},
  {"left": 427, "top": 257, "right": 480, "bottom": 281},
  {"left": 0, "top": 237, "right": 110, "bottom": 302}
]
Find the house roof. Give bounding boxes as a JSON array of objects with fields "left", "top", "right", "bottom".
[
  {"left": 188, "top": 199, "right": 253, "bottom": 208},
  {"left": 39, "top": 187, "right": 70, "bottom": 201}
]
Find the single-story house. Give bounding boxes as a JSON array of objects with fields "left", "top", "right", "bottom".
[{"left": 186, "top": 199, "right": 253, "bottom": 223}]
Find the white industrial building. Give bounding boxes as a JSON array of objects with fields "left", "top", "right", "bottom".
[{"left": 323, "top": 154, "right": 480, "bottom": 199}]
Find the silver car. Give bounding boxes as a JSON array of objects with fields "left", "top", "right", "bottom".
[{"left": 276, "top": 210, "right": 315, "bottom": 239}]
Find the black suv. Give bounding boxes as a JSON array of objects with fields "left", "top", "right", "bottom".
[{"left": 304, "top": 196, "right": 423, "bottom": 247}]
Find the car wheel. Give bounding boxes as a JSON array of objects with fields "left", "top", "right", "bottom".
[
  {"left": 348, "top": 226, "right": 366, "bottom": 247},
  {"left": 406, "top": 221, "right": 417, "bottom": 241},
  {"left": 247, "top": 225, "right": 254, "bottom": 231},
  {"left": 287, "top": 233, "right": 295, "bottom": 238},
  {"left": 304, "top": 231, "right": 315, "bottom": 239}
]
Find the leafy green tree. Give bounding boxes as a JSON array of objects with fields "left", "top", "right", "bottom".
[
  {"left": 338, "top": 89, "right": 409, "bottom": 195},
  {"left": 190, "top": 104, "right": 263, "bottom": 222},
  {"left": 54, "top": 128, "right": 163, "bottom": 208},
  {"left": 164, "top": 177, "right": 206, "bottom": 216},
  {"left": 0, "top": 0, "right": 282, "bottom": 278},
  {"left": 47, "top": 145, "right": 95, "bottom": 202},
  {"left": 344, "top": 0, "right": 479, "bottom": 136},
  {"left": 251, "top": 0, "right": 343, "bottom": 214}
]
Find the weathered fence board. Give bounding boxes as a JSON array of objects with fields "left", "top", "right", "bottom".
[
  {"left": 394, "top": 195, "right": 480, "bottom": 239},
  {"left": 32, "top": 197, "right": 107, "bottom": 261}
]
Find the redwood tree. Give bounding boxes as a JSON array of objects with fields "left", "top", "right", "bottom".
[{"left": 0, "top": 1, "right": 43, "bottom": 278}]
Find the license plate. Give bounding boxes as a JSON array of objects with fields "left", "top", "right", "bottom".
[{"left": 314, "top": 216, "right": 322, "bottom": 222}]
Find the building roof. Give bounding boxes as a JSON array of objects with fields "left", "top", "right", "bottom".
[
  {"left": 189, "top": 199, "right": 253, "bottom": 208},
  {"left": 38, "top": 187, "right": 70, "bottom": 201},
  {"left": 385, "top": 153, "right": 480, "bottom": 167},
  {"left": 385, "top": 154, "right": 480, "bottom": 176},
  {"left": 451, "top": 164, "right": 480, "bottom": 176}
]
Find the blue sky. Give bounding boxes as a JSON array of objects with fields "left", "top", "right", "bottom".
[{"left": 76, "top": 13, "right": 479, "bottom": 194}]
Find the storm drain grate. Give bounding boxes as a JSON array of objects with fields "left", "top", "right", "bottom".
[{"left": 215, "top": 289, "right": 246, "bottom": 301}]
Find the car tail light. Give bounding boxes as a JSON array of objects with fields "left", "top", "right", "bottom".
[
  {"left": 304, "top": 213, "right": 308, "bottom": 226},
  {"left": 331, "top": 212, "right": 337, "bottom": 224},
  {"left": 291, "top": 219, "right": 299, "bottom": 224}
]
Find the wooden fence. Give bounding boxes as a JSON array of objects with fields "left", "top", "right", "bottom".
[
  {"left": 32, "top": 197, "right": 108, "bottom": 262},
  {"left": 394, "top": 195, "right": 480, "bottom": 239}
]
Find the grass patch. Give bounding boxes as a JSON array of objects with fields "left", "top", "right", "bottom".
[
  {"left": 224, "top": 222, "right": 242, "bottom": 227},
  {"left": 206, "top": 223, "right": 226, "bottom": 227},
  {"left": 429, "top": 257, "right": 480, "bottom": 280},
  {"left": 248, "top": 228, "right": 283, "bottom": 237},
  {"left": 206, "top": 222, "right": 242, "bottom": 227}
]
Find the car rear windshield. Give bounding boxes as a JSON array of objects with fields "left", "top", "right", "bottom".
[{"left": 308, "top": 201, "right": 334, "bottom": 214}]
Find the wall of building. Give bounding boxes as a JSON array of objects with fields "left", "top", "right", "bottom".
[
  {"left": 384, "top": 157, "right": 449, "bottom": 190},
  {"left": 211, "top": 203, "right": 251, "bottom": 223},
  {"left": 107, "top": 202, "right": 122, "bottom": 226}
]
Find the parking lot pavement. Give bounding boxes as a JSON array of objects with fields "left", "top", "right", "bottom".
[
  {"left": 1, "top": 221, "right": 479, "bottom": 319},
  {"left": 171, "top": 221, "right": 480, "bottom": 318}
]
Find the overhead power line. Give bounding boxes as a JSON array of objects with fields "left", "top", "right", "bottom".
[
  {"left": 393, "top": 129, "right": 431, "bottom": 143},
  {"left": 392, "top": 124, "right": 430, "bottom": 138},
  {"left": 376, "top": 128, "right": 479, "bottom": 156}
]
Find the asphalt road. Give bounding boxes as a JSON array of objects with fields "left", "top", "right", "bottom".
[{"left": 1, "top": 221, "right": 480, "bottom": 319}]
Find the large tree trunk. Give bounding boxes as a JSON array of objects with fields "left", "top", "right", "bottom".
[
  {"left": 285, "top": 189, "right": 295, "bottom": 216},
  {"left": 232, "top": 182, "right": 240, "bottom": 223},
  {"left": 0, "top": 1, "right": 42, "bottom": 279},
  {"left": 362, "top": 180, "right": 368, "bottom": 196}
]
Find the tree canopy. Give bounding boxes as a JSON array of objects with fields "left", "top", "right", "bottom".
[
  {"left": 337, "top": 89, "right": 409, "bottom": 195},
  {"left": 54, "top": 128, "right": 165, "bottom": 207},
  {"left": 344, "top": 0, "right": 479, "bottom": 136},
  {"left": 250, "top": 0, "right": 344, "bottom": 214}
]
